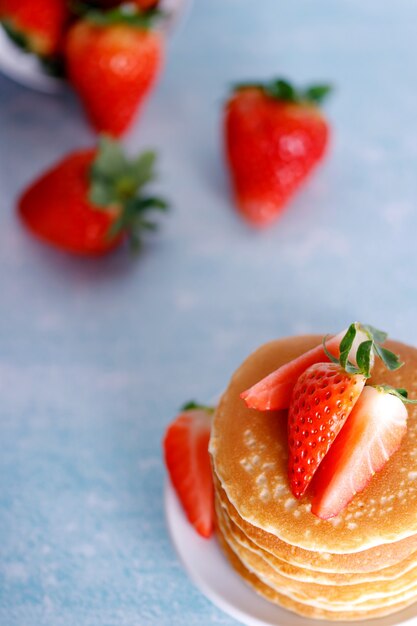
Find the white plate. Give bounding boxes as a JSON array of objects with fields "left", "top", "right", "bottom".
[
  {"left": 0, "top": 0, "right": 191, "bottom": 93},
  {"left": 165, "top": 480, "right": 417, "bottom": 626}
]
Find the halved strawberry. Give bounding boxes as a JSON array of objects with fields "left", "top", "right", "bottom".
[
  {"left": 163, "top": 403, "right": 214, "bottom": 538},
  {"left": 312, "top": 386, "right": 409, "bottom": 520},
  {"left": 241, "top": 324, "right": 373, "bottom": 411},
  {"left": 288, "top": 362, "right": 366, "bottom": 499}
]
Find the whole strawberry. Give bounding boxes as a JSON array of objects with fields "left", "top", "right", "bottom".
[
  {"left": 66, "top": 7, "right": 163, "bottom": 136},
  {"left": 0, "top": 0, "right": 68, "bottom": 57},
  {"left": 224, "top": 78, "right": 331, "bottom": 227},
  {"left": 19, "top": 135, "right": 168, "bottom": 255}
]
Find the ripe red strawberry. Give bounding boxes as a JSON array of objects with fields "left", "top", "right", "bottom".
[
  {"left": 18, "top": 135, "right": 168, "bottom": 255},
  {"left": 163, "top": 403, "right": 215, "bottom": 538},
  {"left": 65, "top": 8, "right": 163, "bottom": 136},
  {"left": 288, "top": 362, "right": 366, "bottom": 499},
  {"left": 241, "top": 324, "right": 374, "bottom": 412},
  {"left": 0, "top": 0, "right": 68, "bottom": 57},
  {"left": 312, "top": 386, "right": 409, "bottom": 519},
  {"left": 224, "top": 79, "right": 331, "bottom": 227},
  {"left": 133, "top": 0, "right": 159, "bottom": 9}
]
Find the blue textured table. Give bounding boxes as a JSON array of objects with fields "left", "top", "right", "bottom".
[{"left": 1, "top": 1, "right": 417, "bottom": 624}]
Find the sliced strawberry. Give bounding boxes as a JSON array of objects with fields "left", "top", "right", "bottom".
[
  {"left": 241, "top": 325, "right": 372, "bottom": 411},
  {"left": 311, "top": 386, "right": 408, "bottom": 520},
  {"left": 288, "top": 363, "right": 366, "bottom": 499},
  {"left": 163, "top": 405, "right": 214, "bottom": 538}
]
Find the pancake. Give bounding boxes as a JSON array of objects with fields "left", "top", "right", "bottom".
[
  {"left": 215, "top": 500, "right": 417, "bottom": 606},
  {"left": 216, "top": 531, "right": 417, "bottom": 621},
  {"left": 215, "top": 492, "right": 417, "bottom": 585},
  {"left": 214, "top": 472, "right": 417, "bottom": 574},
  {"left": 209, "top": 334, "right": 417, "bottom": 619},
  {"left": 210, "top": 336, "right": 417, "bottom": 554}
]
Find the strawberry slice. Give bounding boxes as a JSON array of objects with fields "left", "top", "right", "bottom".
[
  {"left": 288, "top": 362, "right": 366, "bottom": 499},
  {"left": 311, "top": 386, "right": 408, "bottom": 520},
  {"left": 163, "top": 403, "right": 214, "bottom": 538},
  {"left": 241, "top": 325, "right": 372, "bottom": 411}
]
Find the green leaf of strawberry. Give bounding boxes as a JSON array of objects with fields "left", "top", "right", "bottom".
[
  {"left": 338, "top": 323, "right": 357, "bottom": 370},
  {"left": 374, "top": 385, "right": 417, "bottom": 404},
  {"left": 85, "top": 6, "right": 162, "bottom": 29},
  {"left": 181, "top": 400, "right": 216, "bottom": 413},
  {"left": 233, "top": 77, "right": 332, "bottom": 106},
  {"left": 323, "top": 323, "right": 402, "bottom": 378},
  {"left": 373, "top": 344, "right": 404, "bottom": 372},
  {"left": 88, "top": 135, "right": 168, "bottom": 249},
  {"left": 355, "top": 340, "right": 373, "bottom": 378}
]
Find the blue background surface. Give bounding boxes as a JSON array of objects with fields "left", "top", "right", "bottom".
[{"left": 1, "top": 0, "right": 417, "bottom": 624}]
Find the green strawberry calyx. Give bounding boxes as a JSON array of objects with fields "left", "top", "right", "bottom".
[
  {"left": 374, "top": 385, "right": 417, "bottom": 404},
  {"left": 71, "top": 3, "right": 163, "bottom": 29},
  {"left": 1, "top": 20, "right": 31, "bottom": 53},
  {"left": 323, "top": 322, "right": 403, "bottom": 379},
  {"left": 233, "top": 78, "right": 332, "bottom": 106},
  {"left": 89, "top": 135, "right": 168, "bottom": 250},
  {"left": 180, "top": 401, "right": 216, "bottom": 414}
]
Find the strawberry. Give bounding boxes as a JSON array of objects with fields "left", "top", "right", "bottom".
[
  {"left": 288, "top": 362, "right": 366, "bottom": 499},
  {"left": 163, "top": 402, "right": 215, "bottom": 538},
  {"left": 241, "top": 323, "right": 375, "bottom": 411},
  {"left": 311, "top": 386, "right": 410, "bottom": 520},
  {"left": 0, "top": 0, "right": 68, "bottom": 57},
  {"left": 18, "top": 135, "right": 168, "bottom": 255},
  {"left": 224, "top": 78, "right": 331, "bottom": 227},
  {"left": 287, "top": 325, "right": 404, "bottom": 501},
  {"left": 133, "top": 0, "right": 160, "bottom": 9},
  {"left": 65, "top": 7, "right": 163, "bottom": 136}
]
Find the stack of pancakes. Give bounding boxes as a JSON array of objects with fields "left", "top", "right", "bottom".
[{"left": 209, "top": 335, "right": 417, "bottom": 620}]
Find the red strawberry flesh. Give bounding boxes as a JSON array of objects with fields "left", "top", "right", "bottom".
[
  {"left": 311, "top": 386, "right": 408, "bottom": 520},
  {"left": 164, "top": 409, "right": 214, "bottom": 538}
]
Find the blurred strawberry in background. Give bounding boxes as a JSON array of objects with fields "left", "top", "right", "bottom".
[
  {"left": 19, "top": 135, "right": 168, "bottom": 255},
  {"left": 66, "top": 7, "right": 163, "bottom": 136},
  {"left": 224, "top": 78, "right": 331, "bottom": 227},
  {"left": 0, "top": 0, "right": 69, "bottom": 57},
  {"left": 0, "top": 1, "right": 164, "bottom": 135}
]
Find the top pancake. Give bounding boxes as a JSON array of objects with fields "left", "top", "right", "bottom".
[{"left": 210, "top": 335, "right": 417, "bottom": 554}]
